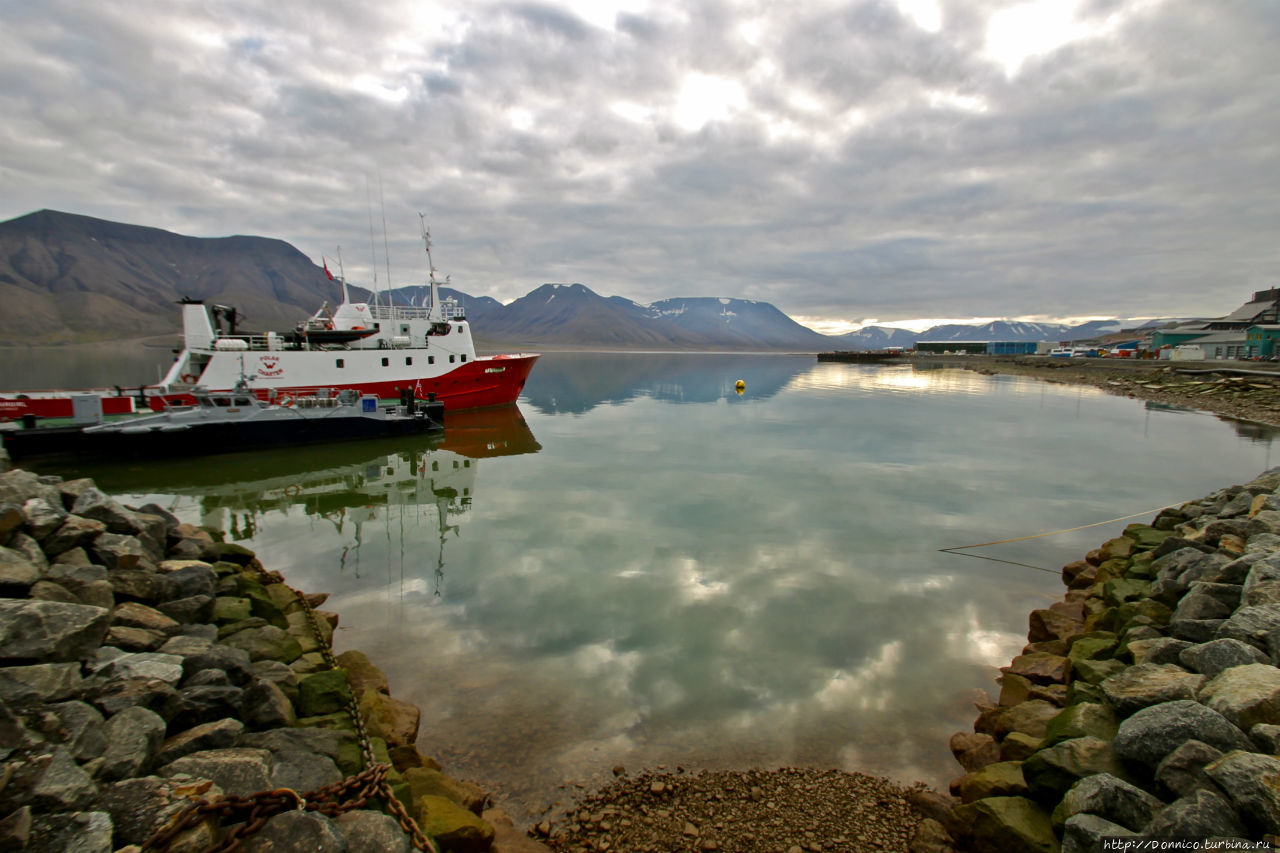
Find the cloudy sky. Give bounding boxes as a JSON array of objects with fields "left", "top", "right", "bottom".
[{"left": 1, "top": 0, "right": 1276, "bottom": 332}]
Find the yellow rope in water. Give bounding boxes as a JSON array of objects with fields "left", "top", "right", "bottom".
[{"left": 939, "top": 503, "right": 1183, "bottom": 553}]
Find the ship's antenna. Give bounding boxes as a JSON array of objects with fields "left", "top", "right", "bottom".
[
  {"left": 379, "top": 173, "right": 393, "bottom": 296},
  {"left": 336, "top": 246, "right": 349, "bottom": 304},
  {"left": 366, "top": 176, "right": 379, "bottom": 309}
]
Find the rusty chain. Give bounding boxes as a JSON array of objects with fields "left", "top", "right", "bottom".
[{"left": 141, "top": 564, "right": 439, "bottom": 853}]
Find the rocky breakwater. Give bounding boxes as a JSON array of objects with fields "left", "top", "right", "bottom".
[
  {"left": 932, "top": 468, "right": 1280, "bottom": 852},
  {"left": 0, "top": 460, "right": 549, "bottom": 853}
]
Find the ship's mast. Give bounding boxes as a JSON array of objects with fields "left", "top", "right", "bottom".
[
  {"left": 420, "top": 213, "right": 443, "bottom": 323},
  {"left": 336, "top": 246, "right": 350, "bottom": 304}
]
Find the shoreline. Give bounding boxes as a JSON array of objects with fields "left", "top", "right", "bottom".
[
  {"left": 953, "top": 355, "right": 1280, "bottom": 430},
  {"left": 5, "top": 355, "right": 1280, "bottom": 851}
]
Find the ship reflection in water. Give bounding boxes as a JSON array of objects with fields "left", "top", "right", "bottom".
[{"left": 71, "top": 405, "right": 541, "bottom": 598}]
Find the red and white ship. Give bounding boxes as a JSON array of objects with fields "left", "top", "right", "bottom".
[{"left": 0, "top": 223, "right": 539, "bottom": 420}]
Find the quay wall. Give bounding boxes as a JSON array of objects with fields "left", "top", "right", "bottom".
[{"left": 923, "top": 468, "right": 1280, "bottom": 851}]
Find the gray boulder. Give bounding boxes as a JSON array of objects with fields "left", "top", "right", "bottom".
[
  {"left": 96, "top": 776, "right": 204, "bottom": 848},
  {"left": 22, "top": 497, "right": 67, "bottom": 541},
  {"left": 159, "top": 747, "right": 274, "bottom": 797},
  {"left": 1051, "top": 772, "right": 1164, "bottom": 832},
  {"left": 0, "top": 662, "right": 84, "bottom": 706},
  {"left": 1099, "top": 663, "right": 1203, "bottom": 716},
  {"left": 31, "top": 746, "right": 99, "bottom": 812},
  {"left": 1154, "top": 739, "right": 1224, "bottom": 799},
  {"left": 240, "top": 810, "right": 346, "bottom": 853},
  {"left": 155, "top": 718, "right": 245, "bottom": 767},
  {"left": 1127, "top": 637, "right": 1192, "bottom": 666},
  {"left": 70, "top": 487, "right": 139, "bottom": 534},
  {"left": 169, "top": 684, "right": 245, "bottom": 731},
  {"left": 163, "top": 564, "right": 217, "bottom": 601},
  {"left": 1150, "top": 548, "right": 1231, "bottom": 604},
  {"left": 91, "top": 533, "right": 150, "bottom": 573},
  {"left": 1144, "top": 788, "right": 1247, "bottom": 839},
  {"left": 89, "top": 652, "right": 185, "bottom": 685},
  {"left": 270, "top": 750, "right": 342, "bottom": 793},
  {"left": 0, "top": 546, "right": 40, "bottom": 594},
  {"left": 1172, "top": 589, "right": 1236, "bottom": 622},
  {"left": 0, "top": 470, "right": 63, "bottom": 509},
  {"left": 157, "top": 594, "right": 215, "bottom": 624},
  {"left": 38, "top": 701, "right": 107, "bottom": 762},
  {"left": 85, "top": 676, "right": 180, "bottom": 719},
  {"left": 7, "top": 534, "right": 47, "bottom": 572},
  {"left": 29, "top": 811, "right": 113, "bottom": 853},
  {"left": 1217, "top": 604, "right": 1280, "bottom": 651},
  {"left": 1180, "top": 638, "right": 1270, "bottom": 677},
  {"left": 1113, "top": 700, "right": 1252, "bottom": 769},
  {"left": 98, "top": 705, "right": 167, "bottom": 782},
  {"left": 0, "top": 601, "right": 110, "bottom": 663},
  {"left": 40, "top": 516, "right": 107, "bottom": 557},
  {"left": 242, "top": 678, "right": 296, "bottom": 730},
  {"left": 181, "top": 643, "right": 254, "bottom": 686},
  {"left": 1252, "top": 723, "right": 1280, "bottom": 753},
  {"left": 1204, "top": 749, "right": 1280, "bottom": 836},
  {"left": 1197, "top": 663, "right": 1280, "bottom": 730},
  {"left": 1061, "top": 813, "right": 1135, "bottom": 853},
  {"left": 336, "top": 810, "right": 411, "bottom": 853}
]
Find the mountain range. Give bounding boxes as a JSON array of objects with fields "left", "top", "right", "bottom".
[{"left": 1, "top": 209, "right": 1164, "bottom": 349}]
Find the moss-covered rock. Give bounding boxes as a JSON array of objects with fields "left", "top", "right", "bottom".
[
  {"left": 1103, "top": 578, "right": 1150, "bottom": 608},
  {"left": 417, "top": 795, "right": 494, "bottom": 853},
  {"left": 953, "top": 796, "right": 1059, "bottom": 853},
  {"left": 1124, "top": 524, "right": 1172, "bottom": 550},
  {"left": 232, "top": 573, "right": 287, "bottom": 628},
  {"left": 212, "top": 596, "right": 252, "bottom": 623},
  {"left": 1072, "top": 658, "right": 1127, "bottom": 685},
  {"left": 404, "top": 767, "right": 487, "bottom": 813},
  {"left": 356, "top": 687, "right": 420, "bottom": 748},
  {"left": 1023, "top": 736, "right": 1126, "bottom": 802},
  {"left": 297, "top": 668, "right": 352, "bottom": 717},
  {"left": 955, "top": 761, "right": 1028, "bottom": 803},
  {"left": 1068, "top": 633, "right": 1118, "bottom": 666},
  {"left": 1041, "top": 702, "right": 1117, "bottom": 749},
  {"left": 213, "top": 542, "right": 255, "bottom": 565}
]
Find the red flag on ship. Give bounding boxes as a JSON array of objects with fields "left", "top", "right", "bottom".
[{"left": 323, "top": 258, "right": 334, "bottom": 281}]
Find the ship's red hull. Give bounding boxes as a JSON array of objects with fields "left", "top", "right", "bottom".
[{"left": 0, "top": 354, "right": 539, "bottom": 421}]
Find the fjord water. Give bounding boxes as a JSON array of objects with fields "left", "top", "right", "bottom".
[{"left": 33, "top": 352, "right": 1279, "bottom": 819}]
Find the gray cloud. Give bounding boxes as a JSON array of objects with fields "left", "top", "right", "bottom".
[{"left": 1, "top": 0, "right": 1276, "bottom": 329}]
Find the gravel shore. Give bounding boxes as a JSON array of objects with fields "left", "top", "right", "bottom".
[
  {"left": 961, "top": 356, "right": 1280, "bottom": 428},
  {"left": 538, "top": 767, "right": 935, "bottom": 853}
]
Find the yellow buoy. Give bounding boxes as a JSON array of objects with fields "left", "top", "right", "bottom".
[{"left": 734, "top": 379, "right": 746, "bottom": 395}]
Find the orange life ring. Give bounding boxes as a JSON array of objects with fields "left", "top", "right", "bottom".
[
  {"left": 284, "top": 484, "right": 301, "bottom": 498},
  {"left": 181, "top": 373, "right": 198, "bottom": 383}
]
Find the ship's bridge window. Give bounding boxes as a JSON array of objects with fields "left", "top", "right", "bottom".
[
  {"left": 456, "top": 325, "right": 463, "bottom": 333},
  {"left": 234, "top": 397, "right": 252, "bottom": 406}
]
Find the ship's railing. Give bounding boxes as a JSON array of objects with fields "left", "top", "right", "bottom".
[{"left": 366, "top": 301, "right": 466, "bottom": 322}]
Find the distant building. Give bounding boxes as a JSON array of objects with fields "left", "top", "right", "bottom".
[
  {"left": 1152, "top": 287, "right": 1280, "bottom": 360},
  {"left": 916, "top": 340, "right": 1044, "bottom": 355}
]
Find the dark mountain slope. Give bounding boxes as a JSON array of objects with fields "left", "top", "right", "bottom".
[{"left": 0, "top": 210, "right": 340, "bottom": 343}]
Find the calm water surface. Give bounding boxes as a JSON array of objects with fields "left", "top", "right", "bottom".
[{"left": 18, "top": 352, "right": 1280, "bottom": 820}]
